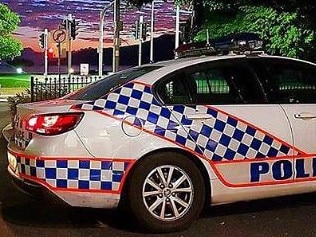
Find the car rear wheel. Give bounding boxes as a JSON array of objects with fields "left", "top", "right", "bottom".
[{"left": 126, "top": 152, "right": 205, "bottom": 233}]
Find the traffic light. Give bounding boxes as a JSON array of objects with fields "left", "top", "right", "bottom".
[
  {"left": 179, "top": 19, "right": 192, "bottom": 43},
  {"left": 70, "top": 19, "right": 79, "bottom": 40},
  {"left": 60, "top": 19, "right": 67, "bottom": 29},
  {"left": 133, "top": 20, "right": 139, "bottom": 40},
  {"left": 38, "top": 33, "right": 45, "bottom": 49},
  {"left": 47, "top": 48, "right": 54, "bottom": 59},
  {"left": 141, "top": 22, "right": 147, "bottom": 41}
]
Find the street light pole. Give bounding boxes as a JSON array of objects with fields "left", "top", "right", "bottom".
[
  {"left": 99, "top": 11, "right": 104, "bottom": 77},
  {"left": 67, "top": 14, "right": 73, "bottom": 75},
  {"left": 150, "top": 1, "right": 155, "bottom": 63},
  {"left": 138, "top": 15, "right": 143, "bottom": 66},
  {"left": 112, "top": 0, "right": 120, "bottom": 73},
  {"left": 175, "top": 5, "right": 180, "bottom": 56},
  {"left": 44, "top": 29, "right": 48, "bottom": 76},
  {"left": 99, "top": 1, "right": 115, "bottom": 77}
]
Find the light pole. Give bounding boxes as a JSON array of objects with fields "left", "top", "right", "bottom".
[
  {"left": 43, "top": 29, "right": 48, "bottom": 76},
  {"left": 67, "top": 14, "right": 72, "bottom": 76},
  {"left": 99, "top": 1, "right": 115, "bottom": 77},
  {"left": 112, "top": 0, "right": 121, "bottom": 73},
  {"left": 138, "top": 15, "right": 144, "bottom": 66},
  {"left": 150, "top": 0, "right": 155, "bottom": 63},
  {"left": 175, "top": 5, "right": 180, "bottom": 56}
]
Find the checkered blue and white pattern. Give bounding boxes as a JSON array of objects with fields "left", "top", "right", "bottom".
[
  {"left": 17, "top": 156, "right": 131, "bottom": 191},
  {"left": 75, "top": 82, "right": 300, "bottom": 161},
  {"left": 181, "top": 106, "right": 296, "bottom": 161}
]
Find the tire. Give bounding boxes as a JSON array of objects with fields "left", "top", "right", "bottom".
[{"left": 126, "top": 151, "right": 205, "bottom": 233}]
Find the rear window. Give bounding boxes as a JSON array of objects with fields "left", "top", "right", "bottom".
[{"left": 65, "top": 66, "right": 161, "bottom": 100}]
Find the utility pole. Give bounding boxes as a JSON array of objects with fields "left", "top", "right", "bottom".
[
  {"left": 67, "top": 14, "right": 72, "bottom": 75},
  {"left": 150, "top": 1, "right": 155, "bottom": 63},
  {"left": 99, "top": 10, "right": 104, "bottom": 77},
  {"left": 138, "top": 16, "right": 143, "bottom": 66},
  {"left": 39, "top": 29, "right": 49, "bottom": 76},
  {"left": 175, "top": 5, "right": 180, "bottom": 57},
  {"left": 44, "top": 29, "right": 49, "bottom": 76},
  {"left": 113, "top": 0, "right": 120, "bottom": 73},
  {"left": 99, "top": 1, "right": 115, "bottom": 77}
]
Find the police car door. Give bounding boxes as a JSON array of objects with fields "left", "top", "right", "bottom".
[
  {"left": 254, "top": 58, "right": 316, "bottom": 183},
  {"left": 157, "top": 58, "right": 296, "bottom": 196}
]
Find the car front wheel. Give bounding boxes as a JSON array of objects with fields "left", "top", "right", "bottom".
[{"left": 126, "top": 152, "right": 205, "bottom": 233}]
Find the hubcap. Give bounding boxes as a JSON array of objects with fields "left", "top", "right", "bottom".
[{"left": 142, "top": 165, "right": 194, "bottom": 221}]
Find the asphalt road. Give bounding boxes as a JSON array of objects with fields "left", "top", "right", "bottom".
[{"left": 1, "top": 101, "right": 316, "bottom": 237}]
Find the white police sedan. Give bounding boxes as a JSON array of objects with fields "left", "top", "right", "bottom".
[{"left": 3, "top": 48, "right": 316, "bottom": 232}]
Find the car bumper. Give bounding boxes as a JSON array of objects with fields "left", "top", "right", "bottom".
[
  {"left": 8, "top": 166, "right": 69, "bottom": 206},
  {"left": 9, "top": 166, "right": 42, "bottom": 198},
  {"left": 2, "top": 123, "right": 13, "bottom": 142},
  {"left": 6, "top": 150, "right": 123, "bottom": 209}
]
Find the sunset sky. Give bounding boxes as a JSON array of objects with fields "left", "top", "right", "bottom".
[{"left": 3, "top": 0, "right": 191, "bottom": 52}]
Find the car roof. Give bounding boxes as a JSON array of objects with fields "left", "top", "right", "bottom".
[
  {"left": 151, "top": 53, "right": 316, "bottom": 67},
  {"left": 135, "top": 54, "right": 316, "bottom": 85},
  {"left": 137, "top": 54, "right": 247, "bottom": 85},
  {"left": 149, "top": 54, "right": 244, "bottom": 67}
]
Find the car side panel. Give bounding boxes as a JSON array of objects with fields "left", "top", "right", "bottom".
[{"left": 281, "top": 104, "right": 316, "bottom": 154}]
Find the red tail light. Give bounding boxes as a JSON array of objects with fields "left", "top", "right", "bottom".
[{"left": 26, "top": 113, "right": 84, "bottom": 135}]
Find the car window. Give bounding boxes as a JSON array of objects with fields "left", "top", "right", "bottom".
[
  {"left": 252, "top": 58, "right": 316, "bottom": 103},
  {"left": 158, "top": 72, "right": 193, "bottom": 104},
  {"left": 156, "top": 61, "right": 264, "bottom": 105},
  {"left": 193, "top": 70, "right": 230, "bottom": 94},
  {"left": 191, "top": 66, "right": 263, "bottom": 104},
  {"left": 65, "top": 66, "right": 161, "bottom": 100}
]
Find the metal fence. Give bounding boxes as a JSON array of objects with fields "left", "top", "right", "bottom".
[{"left": 30, "top": 75, "right": 102, "bottom": 102}]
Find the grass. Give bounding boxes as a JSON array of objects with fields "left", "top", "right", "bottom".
[
  {"left": 0, "top": 73, "right": 30, "bottom": 95},
  {"left": 0, "top": 74, "right": 30, "bottom": 87},
  {"left": 1, "top": 87, "right": 28, "bottom": 95}
]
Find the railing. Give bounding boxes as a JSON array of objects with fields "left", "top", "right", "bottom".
[{"left": 30, "top": 75, "right": 102, "bottom": 102}]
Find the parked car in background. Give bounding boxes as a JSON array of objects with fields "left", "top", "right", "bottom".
[
  {"left": 3, "top": 36, "right": 316, "bottom": 233},
  {"left": 0, "top": 61, "right": 23, "bottom": 74}
]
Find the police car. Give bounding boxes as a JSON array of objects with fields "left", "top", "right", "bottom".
[{"left": 3, "top": 36, "right": 316, "bottom": 233}]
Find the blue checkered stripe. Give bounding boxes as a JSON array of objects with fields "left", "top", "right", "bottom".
[
  {"left": 177, "top": 106, "right": 298, "bottom": 161},
  {"left": 17, "top": 157, "right": 130, "bottom": 191},
  {"left": 76, "top": 82, "right": 179, "bottom": 133},
  {"left": 75, "top": 82, "right": 299, "bottom": 161}
]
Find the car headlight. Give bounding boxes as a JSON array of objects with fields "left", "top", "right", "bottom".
[{"left": 16, "top": 68, "right": 23, "bottom": 74}]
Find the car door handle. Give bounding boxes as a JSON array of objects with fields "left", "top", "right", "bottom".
[
  {"left": 294, "top": 113, "right": 316, "bottom": 119},
  {"left": 185, "top": 114, "right": 213, "bottom": 120}
]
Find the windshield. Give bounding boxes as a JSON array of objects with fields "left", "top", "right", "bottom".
[{"left": 65, "top": 66, "right": 161, "bottom": 100}]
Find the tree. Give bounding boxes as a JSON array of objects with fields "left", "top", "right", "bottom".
[
  {"left": 188, "top": 0, "right": 315, "bottom": 60},
  {"left": 194, "top": 6, "right": 314, "bottom": 59},
  {"left": 0, "top": 4, "right": 23, "bottom": 60},
  {"left": 126, "top": 0, "right": 316, "bottom": 60}
]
